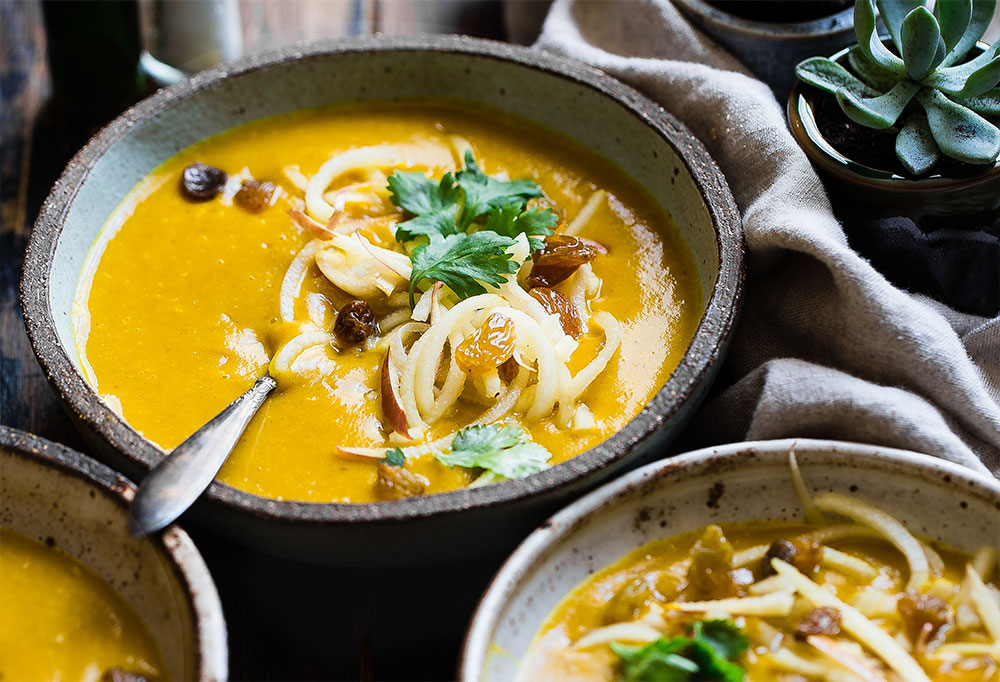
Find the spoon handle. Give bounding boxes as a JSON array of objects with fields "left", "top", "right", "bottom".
[{"left": 129, "top": 375, "right": 277, "bottom": 537}]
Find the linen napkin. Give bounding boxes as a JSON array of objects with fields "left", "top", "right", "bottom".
[{"left": 511, "top": 0, "right": 1000, "bottom": 475}]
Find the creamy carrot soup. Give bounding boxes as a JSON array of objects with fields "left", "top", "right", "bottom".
[
  {"left": 525, "top": 463, "right": 1000, "bottom": 681},
  {"left": 75, "top": 100, "right": 702, "bottom": 503},
  {"left": 0, "top": 528, "right": 166, "bottom": 681}
]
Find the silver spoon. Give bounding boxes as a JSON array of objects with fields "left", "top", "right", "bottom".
[{"left": 129, "top": 375, "right": 277, "bottom": 537}]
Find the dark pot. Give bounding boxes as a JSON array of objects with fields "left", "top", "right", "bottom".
[
  {"left": 674, "top": 0, "right": 855, "bottom": 100},
  {"left": 788, "top": 43, "right": 1000, "bottom": 316}
]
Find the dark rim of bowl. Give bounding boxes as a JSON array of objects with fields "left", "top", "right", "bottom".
[
  {"left": 788, "top": 41, "right": 1000, "bottom": 189},
  {"left": 21, "top": 34, "right": 744, "bottom": 527},
  {"left": 673, "top": 0, "right": 854, "bottom": 40},
  {"left": 0, "top": 425, "right": 228, "bottom": 681},
  {"left": 458, "top": 438, "right": 1000, "bottom": 680}
]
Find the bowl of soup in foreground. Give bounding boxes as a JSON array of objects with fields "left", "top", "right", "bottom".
[
  {"left": 461, "top": 438, "right": 1000, "bottom": 681},
  {"left": 0, "top": 427, "right": 227, "bottom": 681},
  {"left": 22, "top": 35, "right": 742, "bottom": 565}
]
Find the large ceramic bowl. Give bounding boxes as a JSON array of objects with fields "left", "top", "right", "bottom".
[
  {"left": 461, "top": 438, "right": 1000, "bottom": 681},
  {"left": 0, "top": 427, "right": 227, "bottom": 680},
  {"left": 21, "top": 35, "right": 743, "bottom": 565}
]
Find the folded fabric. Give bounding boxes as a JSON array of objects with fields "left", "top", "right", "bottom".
[{"left": 524, "top": 0, "right": 1000, "bottom": 474}]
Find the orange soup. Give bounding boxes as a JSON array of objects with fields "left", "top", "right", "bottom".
[{"left": 75, "top": 101, "right": 702, "bottom": 503}]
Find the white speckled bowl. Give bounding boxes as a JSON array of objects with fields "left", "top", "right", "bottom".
[
  {"left": 0, "top": 427, "right": 227, "bottom": 681},
  {"left": 21, "top": 34, "right": 743, "bottom": 565},
  {"left": 460, "top": 438, "right": 1000, "bottom": 681}
]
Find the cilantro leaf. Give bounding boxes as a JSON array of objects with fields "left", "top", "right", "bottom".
[
  {"left": 381, "top": 448, "right": 406, "bottom": 467},
  {"left": 691, "top": 620, "right": 749, "bottom": 661},
  {"left": 686, "top": 641, "right": 744, "bottom": 682},
  {"left": 407, "top": 232, "right": 519, "bottom": 308},
  {"left": 388, "top": 171, "right": 462, "bottom": 241},
  {"left": 434, "top": 424, "right": 551, "bottom": 479},
  {"left": 610, "top": 639, "right": 699, "bottom": 682},
  {"left": 456, "top": 150, "right": 542, "bottom": 229},
  {"left": 484, "top": 203, "right": 557, "bottom": 250},
  {"left": 610, "top": 620, "right": 747, "bottom": 682}
]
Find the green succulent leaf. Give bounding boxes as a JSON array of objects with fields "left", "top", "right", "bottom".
[
  {"left": 856, "top": 0, "right": 908, "bottom": 76},
  {"left": 876, "top": 0, "right": 925, "bottom": 49},
  {"left": 942, "top": 0, "right": 998, "bottom": 66},
  {"left": 961, "top": 87, "right": 1000, "bottom": 115},
  {"left": 919, "top": 88, "right": 1000, "bottom": 163},
  {"left": 896, "top": 110, "right": 941, "bottom": 174},
  {"left": 926, "top": 44, "right": 1000, "bottom": 97},
  {"left": 900, "top": 6, "right": 946, "bottom": 80},
  {"left": 836, "top": 80, "right": 921, "bottom": 129},
  {"left": 796, "top": 57, "right": 880, "bottom": 97},
  {"left": 934, "top": 0, "right": 972, "bottom": 53},
  {"left": 848, "top": 47, "right": 900, "bottom": 91}
]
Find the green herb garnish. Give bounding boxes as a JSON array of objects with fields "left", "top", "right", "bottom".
[
  {"left": 434, "top": 424, "right": 551, "bottom": 479},
  {"left": 454, "top": 150, "right": 544, "bottom": 229},
  {"left": 387, "top": 171, "right": 462, "bottom": 241},
  {"left": 406, "top": 231, "right": 519, "bottom": 308},
  {"left": 484, "top": 203, "right": 557, "bottom": 250},
  {"left": 387, "top": 152, "right": 557, "bottom": 308},
  {"left": 381, "top": 448, "right": 406, "bottom": 467},
  {"left": 610, "top": 619, "right": 748, "bottom": 682}
]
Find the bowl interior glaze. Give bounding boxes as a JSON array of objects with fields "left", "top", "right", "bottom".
[
  {"left": 461, "top": 438, "right": 1000, "bottom": 681},
  {"left": 23, "top": 35, "right": 742, "bottom": 563},
  {"left": 0, "top": 427, "right": 227, "bottom": 681}
]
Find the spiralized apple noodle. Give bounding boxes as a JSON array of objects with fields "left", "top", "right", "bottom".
[
  {"left": 533, "top": 452, "right": 1000, "bottom": 682},
  {"left": 268, "top": 141, "right": 620, "bottom": 473}
]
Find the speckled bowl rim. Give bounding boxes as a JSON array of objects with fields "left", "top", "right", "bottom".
[
  {"left": 787, "top": 41, "right": 1000, "bottom": 189},
  {"left": 459, "top": 437, "right": 1000, "bottom": 680},
  {"left": 0, "top": 426, "right": 228, "bottom": 681},
  {"left": 674, "top": 0, "right": 854, "bottom": 40},
  {"left": 21, "top": 34, "right": 743, "bottom": 527}
]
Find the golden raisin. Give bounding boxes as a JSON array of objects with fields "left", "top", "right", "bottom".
[
  {"left": 234, "top": 179, "right": 276, "bottom": 213},
  {"left": 528, "top": 235, "right": 603, "bottom": 288},
  {"left": 455, "top": 313, "right": 516, "bottom": 376},
  {"left": 376, "top": 463, "right": 426, "bottom": 500},
  {"left": 529, "top": 287, "right": 582, "bottom": 338},
  {"left": 898, "top": 591, "right": 951, "bottom": 641},
  {"left": 796, "top": 607, "right": 842, "bottom": 638}
]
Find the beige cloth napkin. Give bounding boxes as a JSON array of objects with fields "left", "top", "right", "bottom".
[{"left": 511, "top": 0, "right": 1000, "bottom": 475}]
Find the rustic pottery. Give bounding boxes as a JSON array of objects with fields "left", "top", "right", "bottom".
[
  {"left": 674, "top": 0, "right": 856, "bottom": 98},
  {"left": 460, "top": 438, "right": 1000, "bottom": 681},
  {"left": 21, "top": 35, "right": 744, "bottom": 565},
  {"left": 0, "top": 426, "right": 228, "bottom": 681}
]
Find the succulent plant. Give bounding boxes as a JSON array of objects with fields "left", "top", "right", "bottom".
[{"left": 796, "top": 0, "right": 1000, "bottom": 175}]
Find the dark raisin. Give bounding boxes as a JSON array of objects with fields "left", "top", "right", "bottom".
[
  {"left": 233, "top": 180, "right": 276, "bottom": 213},
  {"left": 762, "top": 537, "right": 823, "bottom": 577},
  {"left": 796, "top": 606, "right": 842, "bottom": 639},
  {"left": 180, "top": 163, "right": 227, "bottom": 201},
  {"left": 898, "top": 591, "right": 951, "bottom": 641},
  {"left": 376, "top": 463, "right": 426, "bottom": 500},
  {"left": 334, "top": 300, "right": 377, "bottom": 345},
  {"left": 527, "top": 235, "right": 602, "bottom": 288},
  {"left": 529, "top": 287, "right": 582, "bottom": 338}
]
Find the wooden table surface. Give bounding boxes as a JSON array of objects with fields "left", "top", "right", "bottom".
[{"left": 1, "top": 1, "right": 519, "bottom": 680}]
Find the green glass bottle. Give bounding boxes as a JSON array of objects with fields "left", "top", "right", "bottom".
[{"left": 41, "top": 0, "right": 147, "bottom": 121}]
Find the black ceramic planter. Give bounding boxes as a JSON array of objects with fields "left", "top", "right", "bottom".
[
  {"left": 788, "top": 44, "right": 1000, "bottom": 317},
  {"left": 674, "top": 0, "right": 855, "bottom": 99}
]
